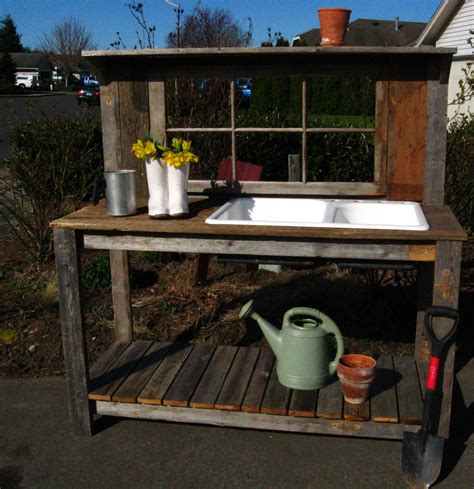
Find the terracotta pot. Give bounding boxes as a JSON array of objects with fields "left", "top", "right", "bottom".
[
  {"left": 337, "top": 354, "right": 376, "bottom": 404},
  {"left": 318, "top": 8, "right": 351, "bottom": 46}
]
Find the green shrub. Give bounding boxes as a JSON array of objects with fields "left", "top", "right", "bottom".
[
  {"left": 446, "top": 114, "right": 474, "bottom": 235},
  {"left": 0, "top": 115, "right": 103, "bottom": 261},
  {"left": 82, "top": 256, "right": 111, "bottom": 290}
]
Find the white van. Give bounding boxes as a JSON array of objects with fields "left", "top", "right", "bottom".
[{"left": 15, "top": 73, "right": 39, "bottom": 89}]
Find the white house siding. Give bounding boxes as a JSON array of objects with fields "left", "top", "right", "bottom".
[
  {"left": 436, "top": 0, "right": 474, "bottom": 55},
  {"left": 446, "top": 59, "right": 474, "bottom": 118},
  {"left": 436, "top": 1, "right": 474, "bottom": 118}
]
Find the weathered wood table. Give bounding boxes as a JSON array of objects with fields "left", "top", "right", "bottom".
[{"left": 51, "top": 197, "right": 466, "bottom": 439}]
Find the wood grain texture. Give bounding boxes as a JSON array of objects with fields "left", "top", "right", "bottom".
[
  {"left": 89, "top": 340, "right": 152, "bottom": 401},
  {"left": 96, "top": 401, "right": 419, "bottom": 440},
  {"left": 163, "top": 344, "right": 216, "bottom": 407},
  {"left": 112, "top": 342, "right": 173, "bottom": 403},
  {"left": 386, "top": 79, "right": 427, "bottom": 201},
  {"left": 288, "top": 389, "right": 318, "bottom": 417},
  {"left": 110, "top": 250, "right": 133, "bottom": 342},
  {"left": 50, "top": 199, "right": 467, "bottom": 243},
  {"left": 260, "top": 363, "right": 291, "bottom": 415},
  {"left": 215, "top": 347, "right": 261, "bottom": 411},
  {"left": 242, "top": 348, "right": 274, "bottom": 413},
  {"left": 370, "top": 355, "right": 399, "bottom": 423},
  {"left": 54, "top": 228, "right": 93, "bottom": 436},
  {"left": 190, "top": 346, "right": 238, "bottom": 409},
  {"left": 100, "top": 82, "right": 122, "bottom": 170},
  {"left": 374, "top": 80, "right": 388, "bottom": 189},
  {"left": 344, "top": 401, "right": 370, "bottom": 421},
  {"left": 432, "top": 240, "right": 462, "bottom": 438},
  {"left": 138, "top": 343, "right": 193, "bottom": 404},
  {"left": 392, "top": 356, "right": 423, "bottom": 425},
  {"left": 89, "top": 342, "right": 130, "bottom": 390},
  {"left": 317, "top": 378, "right": 343, "bottom": 419},
  {"left": 424, "top": 57, "right": 450, "bottom": 205}
]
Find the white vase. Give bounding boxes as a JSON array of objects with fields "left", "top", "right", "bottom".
[
  {"left": 168, "top": 163, "right": 190, "bottom": 217},
  {"left": 145, "top": 158, "right": 169, "bottom": 218}
]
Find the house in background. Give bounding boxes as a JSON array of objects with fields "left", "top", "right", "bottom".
[
  {"left": 292, "top": 18, "right": 427, "bottom": 47},
  {"left": 11, "top": 53, "right": 54, "bottom": 87},
  {"left": 416, "top": 0, "right": 474, "bottom": 119}
]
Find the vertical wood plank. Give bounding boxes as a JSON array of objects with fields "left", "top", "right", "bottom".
[
  {"left": 100, "top": 81, "right": 122, "bottom": 171},
  {"left": 138, "top": 343, "right": 194, "bottom": 405},
  {"left": 424, "top": 57, "right": 451, "bottom": 205},
  {"left": 149, "top": 79, "right": 167, "bottom": 144},
  {"left": 374, "top": 80, "right": 388, "bottom": 190},
  {"left": 288, "top": 154, "right": 301, "bottom": 182},
  {"left": 316, "top": 378, "right": 343, "bottom": 419},
  {"left": 110, "top": 250, "right": 133, "bottom": 342},
  {"left": 415, "top": 262, "right": 434, "bottom": 364},
  {"left": 386, "top": 79, "right": 427, "bottom": 201},
  {"left": 241, "top": 348, "right": 274, "bottom": 413},
  {"left": 393, "top": 356, "right": 423, "bottom": 425},
  {"left": 163, "top": 344, "right": 216, "bottom": 407},
  {"left": 54, "top": 228, "right": 93, "bottom": 436},
  {"left": 215, "top": 347, "right": 260, "bottom": 411},
  {"left": 344, "top": 401, "right": 369, "bottom": 421},
  {"left": 118, "top": 59, "right": 150, "bottom": 198},
  {"left": 370, "top": 355, "right": 399, "bottom": 423},
  {"left": 260, "top": 362, "right": 291, "bottom": 415},
  {"left": 190, "top": 346, "right": 238, "bottom": 409},
  {"left": 432, "top": 240, "right": 462, "bottom": 438},
  {"left": 288, "top": 389, "right": 318, "bottom": 417},
  {"left": 112, "top": 342, "right": 173, "bottom": 403}
]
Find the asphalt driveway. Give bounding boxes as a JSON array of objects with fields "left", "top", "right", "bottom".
[{"left": 0, "top": 363, "right": 472, "bottom": 489}]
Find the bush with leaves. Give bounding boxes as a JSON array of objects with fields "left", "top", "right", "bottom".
[
  {"left": 446, "top": 114, "right": 474, "bottom": 236},
  {"left": 0, "top": 115, "right": 103, "bottom": 261}
]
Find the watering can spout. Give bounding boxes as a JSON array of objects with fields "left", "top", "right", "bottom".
[{"left": 239, "top": 300, "right": 282, "bottom": 358}]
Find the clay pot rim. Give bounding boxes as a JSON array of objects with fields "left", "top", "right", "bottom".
[
  {"left": 338, "top": 353, "right": 376, "bottom": 369},
  {"left": 318, "top": 8, "right": 352, "bottom": 13}
]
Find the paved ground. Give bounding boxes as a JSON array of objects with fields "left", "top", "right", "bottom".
[{"left": 0, "top": 361, "right": 472, "bottom": 489}]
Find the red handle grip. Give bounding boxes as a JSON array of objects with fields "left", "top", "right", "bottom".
[{"left": 426, "top": 356, "right": 440, "bottom": 391}]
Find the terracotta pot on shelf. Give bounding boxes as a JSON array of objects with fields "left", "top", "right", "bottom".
[
  {"left": 337, "top": 354, "right": 376, "bottom": 404},
  {"left": 318, "top": 8, "right": 351, "bottom": 46}
]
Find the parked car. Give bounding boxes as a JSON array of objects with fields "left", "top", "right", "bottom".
[
  {"left": 80, "top": 74, "right": 100, "bottom": 87},
  {"left": 77, "top": 84, "right": 100, "bottom": 105}
]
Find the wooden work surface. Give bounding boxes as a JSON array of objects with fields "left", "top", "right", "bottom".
[{"left": 51, "top": 197, "right": 467, "bottom": 242}]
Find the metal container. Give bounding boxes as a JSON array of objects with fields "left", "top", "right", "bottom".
[{"left": 104, "top": 170, "right": 137, "bottom": 216}]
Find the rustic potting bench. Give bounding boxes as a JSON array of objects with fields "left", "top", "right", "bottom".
[{"left": 51, "top": 48, "right": 467, "bottom": 443}]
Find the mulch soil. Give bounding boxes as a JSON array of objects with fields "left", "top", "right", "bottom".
[{"left": 1, "top": 231, "right": 473, "bottom": 378}]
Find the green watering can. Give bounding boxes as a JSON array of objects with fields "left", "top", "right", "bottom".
[{"left": 240, "top": 301, "right": 344, "bottom": 390}]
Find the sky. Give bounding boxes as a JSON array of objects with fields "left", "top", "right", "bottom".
[{"left": 1, "top": 0, "right": 442, "bottom": 51}]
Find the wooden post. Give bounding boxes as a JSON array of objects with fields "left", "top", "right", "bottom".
[
  {"left": 110, "top": 250, "right": 133, "bottom": 342},
  {"left": 54, "top": 229, "right": 93, "bottom": 436},
  {"left": 288, "top": 154, "right": 301, "bottom": 182},
  {"left": 432, "top": 240, "right": 462, "bottom": 438},
  {"left": 415, "top": 262, "right": 434, "bottom": 364}
]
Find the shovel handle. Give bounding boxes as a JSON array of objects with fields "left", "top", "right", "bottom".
[{"left": 424, "top": 306, "right": 459, "bottom": 392}]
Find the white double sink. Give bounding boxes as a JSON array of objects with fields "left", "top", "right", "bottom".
[{"left": 205, "top": 197, "right": 429, "bottom": 231}]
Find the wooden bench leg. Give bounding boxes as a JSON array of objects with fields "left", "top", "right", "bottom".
[
  {"left": 415, "top": 262, "right": 434, "bottom": 365},
  {"left": 432, "top": 240, "right": 462, "bottom": 438},
  {"left": 54, "top": 229, "right": 93, "bottom": 436},
  {"left": 195, "top": 253, "right": 210, "bottom": 284},
  {"left": 110, "top": 250, "right": 133, "bottom": 342}
]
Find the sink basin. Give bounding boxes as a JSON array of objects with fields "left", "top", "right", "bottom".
[{"left": 205, "top": 198, "right": 429, "bottom": 231}]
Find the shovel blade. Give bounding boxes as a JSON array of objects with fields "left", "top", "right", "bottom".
[{"left": 401, "top": 431, "right": 444, "bottom": 488}]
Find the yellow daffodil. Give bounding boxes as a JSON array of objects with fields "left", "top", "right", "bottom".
[{"left": 159, "top": 138, "right": 199, "bottom": 168}]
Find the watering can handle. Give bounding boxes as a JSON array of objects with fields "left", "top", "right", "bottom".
[{"left": 283, "top": 308, "right": 344, "bottom": 376}]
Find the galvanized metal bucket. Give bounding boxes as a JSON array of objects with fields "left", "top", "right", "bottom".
[{"left": 104, "top": 170, "right": 137, "bottom": 216}]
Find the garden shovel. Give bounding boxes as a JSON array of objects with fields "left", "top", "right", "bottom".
[{"left": 401, "top": 306, "right": 459, "bottom": 489}]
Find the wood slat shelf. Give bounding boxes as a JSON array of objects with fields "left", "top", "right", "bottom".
[{"left": 88, "top": 340, "right": 425, "bottom": 439}]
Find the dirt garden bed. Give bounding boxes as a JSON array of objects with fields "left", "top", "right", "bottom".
[{"left": 1, "top": 231, "right": 473, "bottom": 378}]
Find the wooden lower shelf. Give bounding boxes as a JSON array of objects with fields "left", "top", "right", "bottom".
[{"left": 88, "top": 340, "right": 425, "bottom": 439}]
